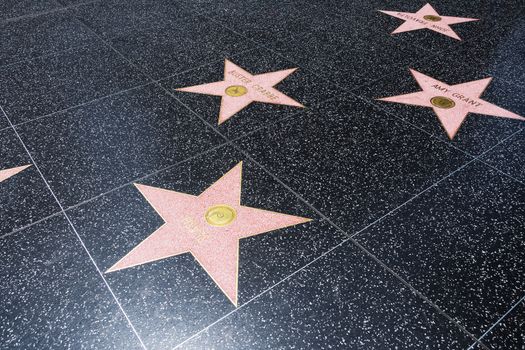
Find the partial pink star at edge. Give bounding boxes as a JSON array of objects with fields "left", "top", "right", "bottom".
[
  {"left": 379, "top": 3, "right": 478, "bottom": 40},
  {"left": 377, "top": 69, "right": 524, "bottom": 139},
  {"left": 0, "top": 164, "right": 31, "bottom": 183},
  {"left": 176, "top": 59, "right": 304, "bottom": 124},
  {"left": 106, "top": 162, "right": 311, "bottom": 306}
]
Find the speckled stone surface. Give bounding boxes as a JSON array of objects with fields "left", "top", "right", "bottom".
[
  {"left": 442, "top": 18, "right": 525, "bottom": 88},
  {"left": 199, "top": 0, "right": 350, "bottom": 44},
  {"left": 1, "top": 0, "right": 524, "bottom": 348},
  {"left": 15, "top": 84, "right": 226, "bottom": 208},
  {"left": 0, "top": 0, "right": 59, "bottom": 20},
  {"left": 0, "top": 114, "right": 9, "bottom": 131},
  {"left": 267, "top": 15, "right": 432, "bottom": 92},
  {"left": 183, "top": 0, "right": 259, "bottom": 14},
  {"left": 67, "top": 146, "right": 346, "bottom": 349},
  {"left": 54, "top": 0, "right": 97, "bottom": 6},
  {"left": 355, "top": 161, "right": 525, "bottom": 337},
  {"left": 0, "top": 42, "right": 147, "bottom": 125},
  {"left": 0, "top": 215, "right": 143, "bottom": 350},
  {"left": 0, "top": 10, "right": 97, "bottom": 67},
  {"left": 104, "top": 12, "right": 256, "bottom": 80},
  {"left": 0, "top": 129, "right": 59, "bottom": 237},
  {"left": 235, "top": 96, "right": 472, "bottom": 235},
  {"left": 72, "top": 0, "right": 195, "bottom": 40},
  {"left": 54, "top": 0, "right": 86, "bottom": 5},
  {"left": 161, "top": 46, "right": 340, "bottom": 139},
  {"left": 180, "top": 240, "right": 473, "bottom": 349},
  {"left": 480, "top": 128, "right": 525, "bottom": 182},
  {"left": 479, "top": 300, "right": 525, "bottom": 349},
  {"left": 357, "top": 54, "right": 525, "bottom": 156}
]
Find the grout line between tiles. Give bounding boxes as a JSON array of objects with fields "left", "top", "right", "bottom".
[
  {"left": 240, "top": 38, "right": 516, "bottom": 169},
  {"left": 188, "top": 8, "right": 468, "bottom": 146},
  {"left": 190, "top": 4, "right": 525, "bottom": 198},
  {"left": 0, "top": 42, "right": 92, "bottom": 71},
  {"left": 12, "top": 82, "right": 154, "bottom": 127},
  {"left": 93, "top": 14, "right": 477, "bottom": 350},
  {"left": 172, "top": 156, "right": 481, "bottom": 348},
  {"left": 469, "top": 128, "right": 525, "bottom": 188},
  {"left": 0, "top": 0, "right": 101, "bottom": 25},
  {"left": 348, "top": 239, "right": 491, "bottom": 350},
  {"left": 0, "top": 211, "right": 64, "bottom": 240},
  {"left": 191, "top": 9, "right": 465, "bottom": 128},
  {"left": 0, "top": 1, "right": 520, "bottom": 349},
  {"left": 400, "top": 11, "right": 521, "bottom": 56},
  {"left": 0, "top": 105, "right": 149, "bottom": 350},
  {"left": 57, "top": 4, "right": 523, "bottom": 349},
  {"left": 475, "top": 158, "right": 525, "bottom": 187},
  {"left": 348, "top": 92, "right": 525, "bottom": 180},
  {"left": 172, "top": 123, "right": 520, "bottom": 348},
  {"left": 171, "top": 237, "right": 351, "bottom": 348},
  {"left": 346, "top": 92, "right": 479, "bottom": 155},
  {"left": 223, "top": 19, "right": 525, "bottom": 191},
  {"left": 61, "top": 141, "right": 234, "bottom": 212},
  {"left": 415, "top": 18, "right": 525, "bottom": 91},
  {"left": 158, "top": 12, "right": 525, "bottom": 347},
  {"left": 194, "top": 3, "right": 524, "bottom": 154},
  {"left": 8, "top": 44, "right": 263, "bottom": 129},
  {"left": 0, "top": 141, "right": 233, "bottom": 240},
  {"left": 467, "top": 292, "right": 525, "bottom": 349},
  {"left": 468, "top": 340, "right": 489, "bottom": 350},
  {"left": 162, "top": 76, "right": 484, "bottom": 350},
  {"left": 213, "top": 129, "right": 522, "bottom": 350},
  {"left": 69, "top": 14, "right": 453, "bottom": 350},
  {"left": 225, "top": 95, "right": 339, "bottom": 142},
  {"left": 152, "top": 46, "right": 266, "bottom": 83}
]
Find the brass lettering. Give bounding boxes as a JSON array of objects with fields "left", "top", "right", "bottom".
[
  {"left": 227, "top": 70, "right": 252, "bottom": 84},
  {"left": 432, "top": 84, "right": 449, "bottom": 93}
]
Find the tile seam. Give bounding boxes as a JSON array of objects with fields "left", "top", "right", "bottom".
[{"left": 1, "top": 104, "right": 149, "bottom": 350}]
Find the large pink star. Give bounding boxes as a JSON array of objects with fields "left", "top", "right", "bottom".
[
  {"left": 0, "top": 164, "right": 31, "bottom": 183},
  {"left": 379, "top": 3, "right": 478, "bottom": 40},
  {"left": 106, "top": 162, "right": 311, "bottom": 305},
  {"left": 377, "top": 69, "right": 524, "bottom": 139},
  {"left": 176, "top": 59, "right": 304, "bottom": 124}
]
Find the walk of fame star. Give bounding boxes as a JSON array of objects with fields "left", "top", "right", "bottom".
[
  {"left": 377, "top": 69, "right": 524, "bottom": 139},
  {"left": 106, "top": 162, "right": 311, "bottom": 305},
  {"left": 0, "top": 164, "right": 31, "bottom": 183},
  {"left": 379, "top": 3, "right": 478, "bottom": 40},
  {"left": 176, "top": 59, "right": 304, "bottom": 124}
]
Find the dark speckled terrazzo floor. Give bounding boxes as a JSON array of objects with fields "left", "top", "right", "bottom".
[{"left": 1, "top": 0, "right": 524, "bottom": 349}]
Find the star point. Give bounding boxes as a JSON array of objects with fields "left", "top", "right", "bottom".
[
  {"left": 0, "top": 164, "right": 31, "bottom": 183},
  {"left": 176, "top": 59, "right": 304, "bottom": 124},
  {"left": 107, "top": 162, "right": 311, "bottom": 305},
  {"left": 378, "top": 69, "right": 524, "bottom": 139},
  {"left": 379, "top": 3, "right": 478, "bottom": 40}
]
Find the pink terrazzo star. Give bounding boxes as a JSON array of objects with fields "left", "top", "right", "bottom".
[
  {"left": 0, "top": 164, "right": 31, "bottom": 183},
  {"left": 378, "top": 69, "right": 524, "bottom": 139},
  {"left": 379, "top": 3, "right": 478, "bottom": 40},
  {"left": 106, "top": 162, "right": 311, "bottom": 305},
  {"left": 176, "top": 59, "right": 304, "bottom": 124}
]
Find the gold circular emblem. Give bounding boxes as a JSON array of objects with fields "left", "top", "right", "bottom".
[
  {"left": 430, "top": 96, "right": 456, "bottom": 109},
  {"left": 423, "top": 15, "right": 442, "bottom": 22},
  {"left": 205, "top": 205, "right": 237, "bottom": 227},
  {"left": 225, "top": 85, "right": 248, "bottom": 97}
]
